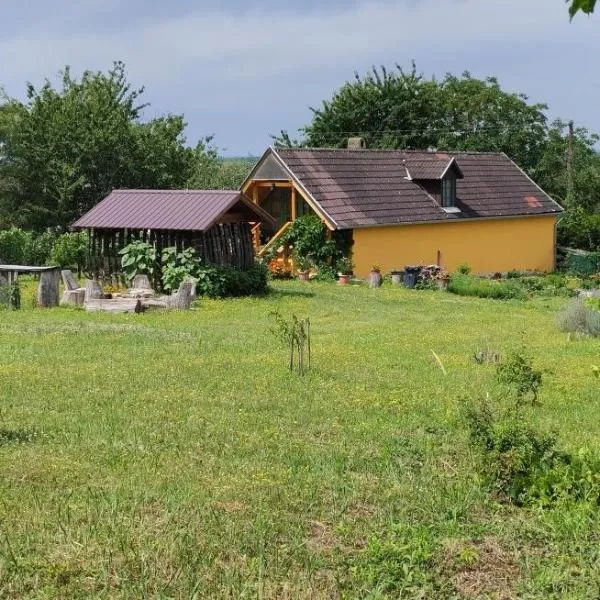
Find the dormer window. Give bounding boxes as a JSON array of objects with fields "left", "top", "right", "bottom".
[{"left": 441, "top": 174, "right": 456, "bottom": 208}]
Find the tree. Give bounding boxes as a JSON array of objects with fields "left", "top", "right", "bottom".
[
  {"left": 534, "top": 120, "right": 600, "bottom": 211},
  {"left": 568, "top": 0, "right": 596, "bottom": 17},
  {"left": 0, "top": 62, "right": 195, "bottom": 230},
  {"left": 187, "top": 138, "right": 254, "bottom": 190},
  {"left": 274, "top": 64, "right": 548, "bottom": 172}
]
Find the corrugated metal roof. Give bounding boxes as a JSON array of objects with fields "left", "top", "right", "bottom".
[
  {"left": 271, "top": 148, "right": 563, "bottom": 229},
  {"left": 73, "top": 189, "right": 275, "bottom": 231}
]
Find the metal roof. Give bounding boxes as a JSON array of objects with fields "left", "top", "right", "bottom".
[{"left": 73, "top": 189, "right": 276, "bottom": 231}]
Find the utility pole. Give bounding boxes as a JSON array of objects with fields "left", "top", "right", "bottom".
[{"left": 567, "top": 120, "right": 575, "bottom": 205}]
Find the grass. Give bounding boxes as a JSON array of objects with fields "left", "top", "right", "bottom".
[{"left": 0, "top": 278, "right": 599, "bottom": 597}]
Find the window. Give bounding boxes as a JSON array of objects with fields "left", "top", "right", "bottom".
[{"left": 441, "top": 174, "right": 456, "bottom": 208}]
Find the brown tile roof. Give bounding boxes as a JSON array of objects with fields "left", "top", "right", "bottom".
[
  {"left": 272, "top": 148, "right": 562, "bottom": 229},
  {"left": 73, "top": 189, "right": 276, "bottom": 231}
]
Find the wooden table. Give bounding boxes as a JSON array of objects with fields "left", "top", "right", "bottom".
[{"left": 0, "top": 265, "right": 60, "bottom": 309}]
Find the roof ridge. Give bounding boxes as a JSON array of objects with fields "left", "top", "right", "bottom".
[
  {"left": 111, "top": 189, "right": 240, "bottom": 194},
  {"left": 275, "top": 147, "right": 505, "bottom": 156}
]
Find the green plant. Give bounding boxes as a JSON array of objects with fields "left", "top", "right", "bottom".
[
  {"left": 195, "top": 263, "right": 269, "bottom": 298},
  {"left": 457, "top": 263, "right": 472, "bottom": 275},
  {"left": 448, "top": 274, "right": 526, "bottom": 300},
  {"left": 496, "top": 350, "right": 543, "bottom": 405},
  {"left": 119, "top": 240, "right": 157, "bottom": 284},
  {"left": 293, "top": 253, "right": 313, "bottom": 273},
  {"left": 275, "top": 215, "right": 339, "bottom": 273},
  {"left": 269, "top": 311, "right": 311, "bottom": 375},
  {"left": 50, "top": 231, "right": 88, "bottom": 270},
  {"left": 557, "top": 298, "right": 600, "bottom": 337},
  {"left": 336, "top": 256, "right": 354, "bottom": 275},
  {"left": 0, "top": 227, "right": 31, "bottom": 264},
  {"left": 161, "top": 247, "right": 201, "bottom": 293},
  {"left": 25, "top": 231, "right": 57, "bottom": 265}
]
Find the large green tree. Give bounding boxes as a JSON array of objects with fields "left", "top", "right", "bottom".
[
  {"left": 274, "top": 64, "right": 548, "bottom": 172},
  {"left": 0, "top": 62, "right": 195, "bottom": 230}
]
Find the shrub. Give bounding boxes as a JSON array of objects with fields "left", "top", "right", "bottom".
[
  {"left": 50, "top": 231, "right": 88, "bottom": 270},
  {"left": 25, "top": 231, "right": 58, "bottom": 266},
  {"left": 448, "top": 274, "right": 526, "bottom": 300},
  {"left": 161, "top": 247, "right": 201, "bottom": 293},
  {"left": 464, "top": 401, "right": 600, "bottom": 507},
  {"left": 195, "top": 263, "right": 269, "bottom": 298},
  {"left": 0, "top": 227, "right": 31, "bottom": 264},
  {"left": 496, "top": 350, "right": 544, "bottom": 405},
  {"left": 119, "top": 241, "right": 157, "bottom": 284},
  {"left": 457, "top": 263, "right": 471, "bottom": 275},
  {"left": 557, "top": 298, "right": 600, "bottom": 337}
]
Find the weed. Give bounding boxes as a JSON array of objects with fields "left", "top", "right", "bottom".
[
  {"left": 269, "top": 311, "right": 312, "bottom": 375},
  {"left": 496, "top": 350, "right": 544, "bottom": 405},
  {"left": 557, "top": 298, "right": 600, "bottom": 337}
]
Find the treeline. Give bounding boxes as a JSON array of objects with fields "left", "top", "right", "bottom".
[
  {"left": 0, "top": 62, "right": 253, "bottom": 232},
  {"left": 1, "top": 61, "right": 599, "bottom": 253},
  {"left": 275, "top": 64, "right": 600, "bottom": 251}
]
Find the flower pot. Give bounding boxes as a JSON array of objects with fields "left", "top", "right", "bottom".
[
  {"left": 298, "top": 271, "right": 310, "bottom": 282},
  {"left": 338, "top": 274, "right": 350, "bottom": 285},
  {"left": 368, "top": 270, "right": 382, "bottom": 288},
  {"left": 390, "top": 271, "right": 403, "bottom": 286}
]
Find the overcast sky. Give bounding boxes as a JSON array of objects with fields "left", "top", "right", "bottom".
[{"left": 1, "top": 0, "right": 597, "bottom": 156}]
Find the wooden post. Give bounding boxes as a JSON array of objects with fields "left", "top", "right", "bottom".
[
  {"left": 84, "top": 279, "right": 104, "bottom": 303},
  {"left": 37, "top": 269, "right": 60, "bottom": 308},
  {"left": 252, "top": 186, "right": 259, "bottom": 205},
  {"left": 291, "top": 186, "right": 297, "bottom": 221}
]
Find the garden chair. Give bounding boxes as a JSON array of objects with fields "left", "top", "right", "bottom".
[{"left": 60, "top": 269, "right": 86, "bottom": 307}]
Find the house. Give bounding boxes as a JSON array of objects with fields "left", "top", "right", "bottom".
[
  {"left": 73, "top": 189, "right": 275, "bottom": 278},
  {"left": 241, "top": 146, "right": 564, "bottom": 277}
]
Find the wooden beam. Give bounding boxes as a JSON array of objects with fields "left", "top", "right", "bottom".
[
  {"left": 252, "top": 185, "right": 258, "bottom": 204},
  {"left": 291, "top": 186, "right": 297, "bottom": 221},
  {"left": 252, "top": 181, "right": 292, "bottom": 189}
]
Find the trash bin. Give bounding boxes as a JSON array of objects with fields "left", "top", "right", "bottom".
[{"left": 403, "top": 266, "right": 421, "bottom": 288}]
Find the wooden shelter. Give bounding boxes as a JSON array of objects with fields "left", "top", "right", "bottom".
[{"left": 73, "top": 189, "right": 276, "bottom": 278}]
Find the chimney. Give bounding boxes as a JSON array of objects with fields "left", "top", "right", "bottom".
[{"left": 347, "top": 137, "right": 366, "bottom": 149}]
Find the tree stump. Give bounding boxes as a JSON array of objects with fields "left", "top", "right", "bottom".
[
  {"left": 61, "top": 289, "right": 85, "bottom": 307},
  {"left": 85, "top": 279, "right": 104, "bottom": 303},
  {"left": 37, "top": 269, "right": 60, "bottom": 307},
  {"left": 132, "top": 274, "right": 151, "bottom": 289},
  {"left": 168, "top": 279, "right": 195, "bottom": 310}
]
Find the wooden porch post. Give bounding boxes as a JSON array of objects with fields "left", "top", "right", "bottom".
[{"left": 291, "top": 185, "right": 297, "bottom": 221}]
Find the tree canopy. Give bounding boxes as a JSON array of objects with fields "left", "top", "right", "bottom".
[
  {"left": 568, "top": 0, "right": 596, "bottom": 17},
  {"left": 0, "top": 63, "right": 212, "bottom": 230},
  {"left": 274, "top": 64, "right": 548, "bottom": 172}
]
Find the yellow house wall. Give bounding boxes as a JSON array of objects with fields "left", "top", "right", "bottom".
[{"left": 351, "top": 215, "right": 558, "bottom": 277}]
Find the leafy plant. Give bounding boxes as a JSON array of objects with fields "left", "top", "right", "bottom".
[
  {"left": 557, "top": 298, "right": 600, "bottom": 337},
  {"left": 50, "top": 231, "right": 87, "bottom": 271},
  {"left": 0, "top": 227, "right": 30, "bottom": 264},
  {"left": 119, "top": 240, "right": 157, "bottom": 284},
  {"left": 195, "top": 263, "right": 269, "bottom": 298},
  {"left": 269, "top": 311, "right": 311, "bottom": 375},
  {"left": 161, "top": 246, "right": 201, "bottom": 293},
  {"left": 457, "top": 263, "right": 471, "bottom": 275},
  {"left": 496, "top": 350, "right": 543, "bottom": 405},
  {"left": 336, "top": 256, "right": 354, "bottom": 275},
  {"left": 448, "top": 274, "right": 526, "bottom": 300},
  {"left": 293, "top": 253, "right": 313, "bottom": 273}
]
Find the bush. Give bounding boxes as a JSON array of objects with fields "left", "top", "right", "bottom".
[
  {"left": 496, "top": 350, "right": 543, "bottom": 405},
  {"left": 0, "top": 227, "right": 31, "bottom": 264},
  {"left": 161, "top": 246, "right": 201, "bottom": 293},
  {"left": 195, "top": 263, "right": 269, "bottom": 298},
  {"left": 119, "top": 241, "right": 157, "bottom": 285},
  {"left": 557, "top": 298, "right": 600, "bottom": 337},
  {"left": 50, "top": 232, "right": 88, "bottom": 270},
  {"left": 448, "top": 274, "right": 526, "bottom": 300},
  {"left": 463, "top": 401, "right": 600, "bottom": 507},
  {"left": 25, "top": 231, "right": 57, "bottom": 265}
]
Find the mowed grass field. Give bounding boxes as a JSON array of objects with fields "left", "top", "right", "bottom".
[{"left": 0, "top": 279, "right": 599, "bottom": 598}]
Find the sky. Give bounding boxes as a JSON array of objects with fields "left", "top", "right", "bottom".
[{"left": 1, "top": 0, "right": 598, "bottom": 156}]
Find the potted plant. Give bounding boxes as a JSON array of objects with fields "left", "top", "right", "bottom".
[
  {"left": 294, "top": 254, "right": 313, "bottom": 282},
  {"left": 368, "top": 264, "right": 382, "bottom": 288},
  {"left": 435, "top": 268, "right": 450, "bottom": 290},
  {"left": 336, "top": 256, "right": 354, "bottom": 285}
]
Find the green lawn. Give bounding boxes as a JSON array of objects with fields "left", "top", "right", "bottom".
[{"left": 0, "top": 280, "right": 599, "bottom": 598}]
